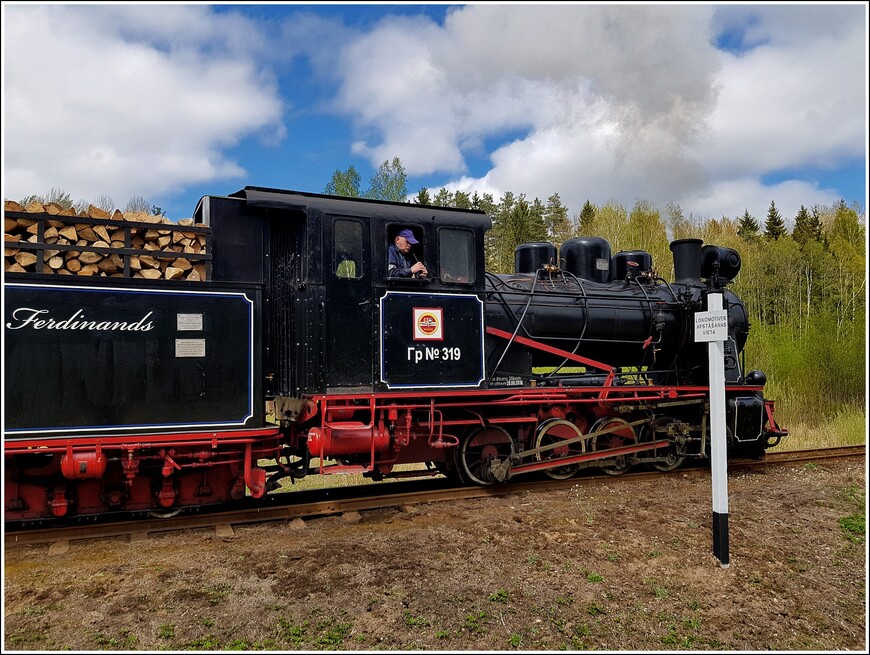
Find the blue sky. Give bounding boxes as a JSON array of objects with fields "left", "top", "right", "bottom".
[{"left": 2, "top": 2, "right": 867, "bottom": 226}]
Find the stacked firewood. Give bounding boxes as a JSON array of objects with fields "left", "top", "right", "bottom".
[{"left": 3, "top": 200, "right": 209, "bottom": 281}]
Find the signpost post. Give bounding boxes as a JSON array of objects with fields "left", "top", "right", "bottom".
[{"left": 694, "top": 292, "right": 730, "bottom": 567}]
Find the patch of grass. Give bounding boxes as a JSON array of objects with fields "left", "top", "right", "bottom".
[
  {"left": 278, "top": 618, "right": 309, "bottom": 647},
  {"left": 7, "top": 627, "right": 50, "bottom": 647},
  {"left": 462, "top": 610, "right": 488, "bottom": 635},
  {"left": 587, "top": 602, "right": 604, "bottom": 616},
  {"left": 653, "top": 585, "right": 670, "bottom": 599},
  {"left": 158, "top": 623, "right": 176, "bottom": 640},
  {"left": 569, "top": 624, "right": 593, "bottom": 650},
  {"left": 787, "top": 556, "right": 812, "bottom": 573},
  {"left": 647, "top": 549, "right": 662, "bottom": 559},
  {"left": 839, "top": 483, "right": 866, "bottom": 543},
  {"left": 403, "top": 610, "right": 429, "bottom": 628},
  {"left": 770, "top": 408, "right": 866, "bottom": 451},
  {"left": 489, "top": 588, "right": 509, "bottom": 603},
  {"left": 838, "top": 514, "right": 865, "bottom": 543},
  {"left": 93, "top": 631, "right": 119, "bottom": 647},
  {"left": 313, "top": 618, "right": 352, "bottom": 647},
  {"left": 527, "top": 552, "right": 540, "bottom": 566},
  {"left": 509, "top": 632, "right": 522, "bottom": 647},
  {"left": 181, "top": 634, "right": 221, "bottom": 650},
  {"left": 682, "top": 616, "right": 702, "bottom": 630},
  {"left": 225, "top": 638, "right": 254, "bottom": 650},
  {"left": 435, "top": 629, "right": 450, "bottom": 639},
  {"left": 583, "top": 569, "right": 604, "bottom": 584},
  {"left": 203, "top": 582, "right": 233, "bottom": 606},
  {"left": 661, "top": 625, "right": 696, "bottom": 648}
]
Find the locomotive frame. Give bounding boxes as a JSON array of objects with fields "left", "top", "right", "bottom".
[{"left": 3, "top": 187, "right": 788, "bottom": 521}]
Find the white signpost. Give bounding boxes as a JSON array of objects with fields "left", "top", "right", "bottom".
[{"left": 694, "top": 293, "right": 730, "bottom": 567}]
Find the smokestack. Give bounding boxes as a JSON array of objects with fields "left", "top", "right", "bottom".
[{"left": 669, "top": 239, "right": 703, "bottom": 285}]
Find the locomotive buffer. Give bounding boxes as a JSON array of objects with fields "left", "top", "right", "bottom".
[{"left": 694, "top": 293, "right": 730, "bottom": 567}]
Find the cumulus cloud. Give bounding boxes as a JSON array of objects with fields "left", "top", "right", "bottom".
[
  {"left": 3, "top": 4, "right": 284, "bottom": 208},
  {"left": 322, "top": 3, "right": 865, "bottom": 218}
]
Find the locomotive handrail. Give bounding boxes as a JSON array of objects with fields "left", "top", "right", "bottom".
[{"left": 486, "top": 326, "right": 616, "bottom": 380}]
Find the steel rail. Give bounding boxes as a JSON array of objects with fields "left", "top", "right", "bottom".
[{"left": 4, "top": 444, "right": 863, "bottom": 547}]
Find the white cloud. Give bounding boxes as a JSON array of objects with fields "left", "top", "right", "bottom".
[
  {"left": 681, "top": 178, "right": 842, "bottom": 226},
  {"left": 700, "top": 32, "right": 865, "bottom": 176},
  {"left": 2, "top": 4, "right": 284, "bottom": 208},
  {"left": 326, "top": 3, "right": 865, "bottom": 219}
]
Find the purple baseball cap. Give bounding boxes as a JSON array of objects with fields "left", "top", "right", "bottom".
[{"left": 398, "top": 229, "right": 418, "bottom": 244}]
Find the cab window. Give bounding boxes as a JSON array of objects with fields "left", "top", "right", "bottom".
[
  {"left": 439, "top": 228, "right": 475, "bottom": 284},
  {"left": 334, "top": 220, "right": 363, "bottom": 279}
]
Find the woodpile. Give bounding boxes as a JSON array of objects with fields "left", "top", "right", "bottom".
[{"left": 3, "top": 200, "right": 209, "bottom": 281}]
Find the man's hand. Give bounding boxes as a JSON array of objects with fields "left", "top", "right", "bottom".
[{"left": 411, "top": 262, "right": 428, "bottom": 278}]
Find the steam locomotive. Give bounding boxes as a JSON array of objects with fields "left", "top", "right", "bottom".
[{"left": 3, "top": 187, "right": 787, "bottom": 521}]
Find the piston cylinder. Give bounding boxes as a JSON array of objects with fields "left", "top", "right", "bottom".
[{"left": 307, "top": 422, "right": 390, "bottom": 457}]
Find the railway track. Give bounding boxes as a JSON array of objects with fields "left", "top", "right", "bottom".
[{"left": 5, "top": 444, "right": 864, "bottom": 548}]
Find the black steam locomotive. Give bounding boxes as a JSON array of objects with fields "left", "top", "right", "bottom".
[{"left": 3, "top": 187, "right": 787, "bottom": 520}]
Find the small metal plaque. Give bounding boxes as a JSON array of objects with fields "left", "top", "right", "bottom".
[
  {"left": 175, "top": 338, "right": 206, "bottom": 357},
  {"left": 177, "top": 313, "right": 203, "bottom": 331}
]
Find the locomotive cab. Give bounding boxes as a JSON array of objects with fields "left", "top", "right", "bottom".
[{"left": 198, "top": 187, "right": 492, "bottom": 399}]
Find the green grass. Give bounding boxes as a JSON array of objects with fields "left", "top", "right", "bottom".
[
  {"left": 770, "top": 407, "right": 866, "bottom": 452},
  {"left": 838, "top": 483, "right": 866, "bottom": 544}
]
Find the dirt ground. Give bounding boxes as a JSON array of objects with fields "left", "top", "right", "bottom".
[{"left": 3, "top": 457, "right": 866, "bottom": 652}]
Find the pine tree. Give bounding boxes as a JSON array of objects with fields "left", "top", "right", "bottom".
[
  {"left": 432, "top": 188, "right": 453, "bottom": 207},
  {"left": 577, "top": 200, "right": 596, "bottom": 234},
  {"left": 471, "top": 191, "right": 496, "bottom": 215},
  {"left": 808, "top": 206, "right": 823, "bottom": 243},
  {"left": 792, "top": 205, "right": 820, "bottom": 245},
  {"left": 413, "top": 188, "right": 431, "bottom": 205},
  {"left": 764, "top": 201, "right": 787, "bottom": 240},
  {"left": 543, "top": 193, "right": 571, "bottom": 244},
  {"left": 738, "top": 209, "right": 760, "bottom": 241},
  {"left": 453, "top": 191, "right": 471, "bottom": 209}
]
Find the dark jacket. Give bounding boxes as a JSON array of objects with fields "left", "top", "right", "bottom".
[{"left": 387, "top": 243, "right": 415, "bottom": 277}]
